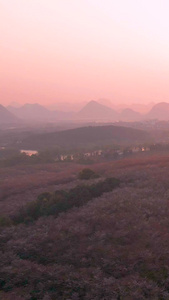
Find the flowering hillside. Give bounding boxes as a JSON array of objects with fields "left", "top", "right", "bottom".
[{"left": 1, "top": 155, "right": 169, "bottom": 299}]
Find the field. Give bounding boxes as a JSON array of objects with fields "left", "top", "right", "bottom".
[{"left": 1, "top": 153, "right": 169, "bottom": 299}]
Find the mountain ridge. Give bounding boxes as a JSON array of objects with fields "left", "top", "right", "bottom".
[{"left": 6, "top": 101, "right": 169, "bottom": 122}]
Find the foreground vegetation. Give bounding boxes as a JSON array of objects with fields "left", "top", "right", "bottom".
[
  {"left": 13, "top": 176, "right": 120, "bottom": 224},
  {"left": 1, "top": 155, "right": 169, "bottom": 299}
]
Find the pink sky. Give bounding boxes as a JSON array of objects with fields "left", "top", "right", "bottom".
[{"left": 1, "top": 0, "right": 169, "bottom": 107}]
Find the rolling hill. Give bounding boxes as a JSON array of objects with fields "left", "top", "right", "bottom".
[{"left": 19, "top": 125, "right": 151, "bottom": 150}]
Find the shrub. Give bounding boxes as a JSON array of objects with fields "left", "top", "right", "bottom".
[
  {"left": 78, "top": 168, "right": 99, "bottom": 180},
  {"left": 0, "top": 216, "right": 11, "bottom": 227}
]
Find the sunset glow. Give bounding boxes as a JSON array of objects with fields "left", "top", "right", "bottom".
[{"left": 1, "top": 0, "right": 169, "bottom": 106}]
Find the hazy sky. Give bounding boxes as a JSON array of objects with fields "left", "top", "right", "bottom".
[{"left": 1, "top": 0, "right": 169, "bottom": 106}]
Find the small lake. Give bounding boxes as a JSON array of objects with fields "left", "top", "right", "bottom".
[{"left": 20, "top": 150, "right": 38, "bottom": 156}]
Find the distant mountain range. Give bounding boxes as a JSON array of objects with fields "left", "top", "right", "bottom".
[
  {"left": 1, "top": 101, "right": 169, "bottom": 124},
  {"left": 7, "top": 103, "right": 75, "bottom": 122},
  {"left": 46, "top": 99, "right": 155, "bottom": 114},
  {"left": 77, "top": 101, "right": 143, "bottom": 122},
  {"left": 8, "top": 103, "right": 52, "bottom": 121}
]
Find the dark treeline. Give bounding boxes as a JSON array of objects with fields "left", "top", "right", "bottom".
[{"left": 13, "top": 177, "right": 120, "bottom": 224}]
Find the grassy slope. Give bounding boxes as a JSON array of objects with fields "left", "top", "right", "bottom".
[{"left": 1, "top": 154, "right": 169, "bottom": 298}]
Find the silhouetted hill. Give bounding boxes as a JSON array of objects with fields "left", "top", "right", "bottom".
[
  {"left": 0, "top": 104, "right": 20, "bottom": 124},
  {"left": 20, "top": 125, "right": 151, "bottom": 150},
  {"left": 147, "top": 102, "right": 169, "bottom": 120},
  {"left": 77, "top": 101, "right": 118, "bottom": 121},
  {"left": 120, "top": 108, "right": 142, "bottom": 121}
]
